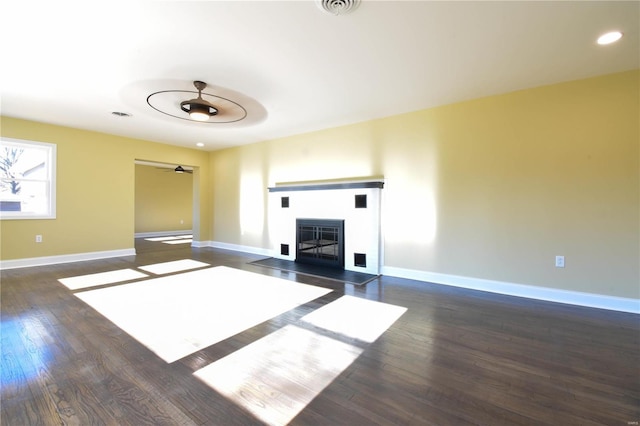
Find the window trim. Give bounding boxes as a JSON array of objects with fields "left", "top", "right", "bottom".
[{"left": 0, "top": 137, "right": 57, "bottom": 220}]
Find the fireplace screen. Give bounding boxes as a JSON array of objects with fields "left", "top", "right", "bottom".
[{"left": 296, "top": 219, "right": 344, "bottom": 268}]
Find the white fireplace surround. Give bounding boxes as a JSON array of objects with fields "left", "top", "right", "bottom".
[{"left": 268, "top": 180, "right": 383, "bottom": 275}]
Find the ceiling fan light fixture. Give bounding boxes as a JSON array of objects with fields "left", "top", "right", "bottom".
[
  {"left": 180, "top": 81, "right": 219, "bottom": 121},
  {"left": 190, "top": 111, "right": 210, "bottom": 121},
  {"left": 185, "top": 102, "right": 215, "bottom": 121}
]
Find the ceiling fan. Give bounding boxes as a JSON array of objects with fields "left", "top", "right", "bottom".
[
  {"left": 156, "top": 165, "right": 193, "bottom": 174},
  {"left": 173, "top": 165, "right": 192, "bottom": 174}
]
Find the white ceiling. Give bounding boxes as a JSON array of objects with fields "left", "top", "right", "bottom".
[{"left": 1, "top": 1, "right": 638, "bottom": 151}]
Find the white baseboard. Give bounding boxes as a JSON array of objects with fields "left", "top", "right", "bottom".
[
  {"left": 135, "top": 230, "right": 193, "bottom": 238},
  {"left": 0, "top": 248, "right": 136, "bottom": 270},
  {"left": 382, "top": 266, "right": 640, "bottom": 314},
  {"left": 203, "top": 241, "right": 273, "bottom": 257},
  {"left": 191, "top": 240, "right": 211, "bottom": 248}
]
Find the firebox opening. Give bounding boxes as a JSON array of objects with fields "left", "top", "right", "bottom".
[{"left": 296, "top": 219, "right": 344, "bottom": 269}]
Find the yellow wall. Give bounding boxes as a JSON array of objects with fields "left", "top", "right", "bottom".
[
  {"left": 210, "top": 70, "right": 639, "bottom": 299},
  {"left": 1, "top": 71, "right": 637, "bottom": 299},
  {"left": 0, "top": 118, "right": 210, "bottom": 260},
  {"left": 134, "top": 164, "right": 193, "bottom": 234}
]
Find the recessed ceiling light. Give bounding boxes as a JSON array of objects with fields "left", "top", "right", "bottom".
[
  {"left": 597, "top": 31, "right": 623, "bottom": 45},
  {"left": 196, "top": 143, "right": 204, "bottom": 147},
  {"left": 111, "top": 111, "right": 131, "bottom": 117}
]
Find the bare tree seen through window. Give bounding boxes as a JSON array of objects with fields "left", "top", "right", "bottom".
[{"left": 0, "top": 146, "right": 24, "bottom": 195}]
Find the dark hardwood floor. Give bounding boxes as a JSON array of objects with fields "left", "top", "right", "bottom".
[{"left": 1, "top": 239, "right": 639, "bottom": 425}]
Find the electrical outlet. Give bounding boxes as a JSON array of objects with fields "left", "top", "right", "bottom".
[
  {"left": 35, "top": 235, "right": 43, "bottom": 243},
  {"left": 555, "top": 255, "right": 565, "bottom": 268}
]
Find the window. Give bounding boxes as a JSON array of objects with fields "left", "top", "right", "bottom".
[{"left": 0, "top": 138, "right": 56, "bottom": 219}]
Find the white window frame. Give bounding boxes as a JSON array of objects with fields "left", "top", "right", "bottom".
[{"left": 0, "top": 137, "right": 57, "bottom": 220}]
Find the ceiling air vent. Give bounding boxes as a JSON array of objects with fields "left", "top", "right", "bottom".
[{"left": 316, "top": 0, "right": 360, "bottom": 16}]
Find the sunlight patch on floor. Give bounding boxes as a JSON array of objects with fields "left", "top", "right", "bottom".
[
  {"left": 301, "top": 295, "right": 408, "bottom": 343},
  {"left": 74, "top": 266, "right": 332, "bottom": 363},
  {"left": 138, "top": 259, "right": 209, "bottom": 275},
  {"left": 58, "top": 269, "right": 148, "bottom": 290},
  {"left": 144, "top": 235, "right": 192, "bottom": 242},
  {"left": 194, "top": 295, "right": 407, "bottom": 425},
  {"left": 162, "top": 238, "right": 193, "bottom": 245},
  {"left": 194, "top": 324, "right": 363, "bottom": 426}
]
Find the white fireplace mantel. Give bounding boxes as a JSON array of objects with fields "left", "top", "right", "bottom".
[{"left": 268, "top": 179, "right": 383, "bottom": 275}]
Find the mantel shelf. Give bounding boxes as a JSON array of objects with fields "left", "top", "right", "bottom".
[{"left": 268, "top": 180, "right": 384, "bottom": 192}]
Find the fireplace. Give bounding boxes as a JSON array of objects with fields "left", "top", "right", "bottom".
[
  {"left": 268, "top": 179, "right": 383, "bottom": 275},
  {"left": 296, "top": 219, "right": 344, "bottom": 268}
]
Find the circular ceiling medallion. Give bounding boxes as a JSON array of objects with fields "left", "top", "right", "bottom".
[{"left": 146, "top": 88, "right": 247, "bottom": 123}]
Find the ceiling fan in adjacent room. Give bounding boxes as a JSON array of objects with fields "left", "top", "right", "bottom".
[
  {"left": 173, "top": 165, "right": 192, "bottom": 174},
  {"left": 155, "top": 165, "right": 193, "bottom": 174}
]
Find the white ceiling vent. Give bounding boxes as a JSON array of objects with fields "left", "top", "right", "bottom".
[{"left": 316, "top": 0, "right": 360, "bottom": 16}]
